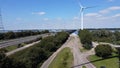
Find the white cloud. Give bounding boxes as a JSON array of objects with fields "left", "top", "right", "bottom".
[
  {"left": 32, "top": 12, "right": 46, "bottom": 16},
  {"left": 56, "top": 17, "right": 62, "bottom": 20},
  {"left": 73, "top": 16, "right": 79, "bottom": 20},
  {"left": 43, "top": 18, "right": 49, "bottom": 21},
  {"left": 85, "top": 13, "right": 102, "bottom": 17},
  {"left": 16, "top": 18, "right": 22, "bottom": 21},
  {"left": 109, "top": 6, "right": 120, "bottom": 10},
  {"left": 99, "top": 9, "right": 109, "bottom": 14},
  {"left": 112, "top": 13, "right": 120, "bottom": 17},
  {"left": 99, "top": 6, "right": 120, "bottom": 14}
]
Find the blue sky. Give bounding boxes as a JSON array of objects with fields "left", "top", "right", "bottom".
[{"left": 0, "top": 0, "right": 120, "bottom": 30}]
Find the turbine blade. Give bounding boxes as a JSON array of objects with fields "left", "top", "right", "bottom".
[
  {"left": 85, "top": 6, "right": 97, "bottom": 9},
  {"left": 77, "top": 0, "right": 83, "bottom": 7}
]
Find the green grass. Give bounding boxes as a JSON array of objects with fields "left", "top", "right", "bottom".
[
  {"left": 82, "top": 66, "right": 86, "bottom": 68},
  {"left": 80, "top": 48, "right": 88, "bottom": 52},
  {"left": 88, "top": 54, "right": 118, "bottom": 68},
  {"left": 48, "top": 47, "right": 73, "bottom": 68},
  {"left": 5, "top": 43, "right": 27, "bottom": 52},
  {"left": 6, "top": 45, "right": 18, "bottom": 52}
]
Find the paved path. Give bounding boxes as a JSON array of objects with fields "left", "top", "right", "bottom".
[
  {"left": 6, "top": 41, "right": 40, "bottom": 56},
  {"left": 41, "top": 33, "right": 96, "bottom": 68}
]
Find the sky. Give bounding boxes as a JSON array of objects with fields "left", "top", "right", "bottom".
[{"left": 0, "top": 0, "right": 120, "bottom": 30}]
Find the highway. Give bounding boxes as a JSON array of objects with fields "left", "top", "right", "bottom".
[{"left": 0, "top": 33, "right": 54, "bottom": 48}]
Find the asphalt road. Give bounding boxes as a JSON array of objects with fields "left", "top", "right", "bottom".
[{"left": 0, "top": 33, "right": 53, "bottom": 48}]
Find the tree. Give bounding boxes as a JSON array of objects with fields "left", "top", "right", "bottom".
[
  {"left": 95, "top": 44, "right": 112, "bottom": 58},
  {"left": 4, "top": 31, "right": 16, "bottom": 39},
  {"left": 0, "top": 48, "right": 8, "bottom": 52},
  {"left": 91, "top": 30, "right": 114, "bottom": 42},
  {"left": 0, "top": 52, "right": 26, "bottom": 68},
  {"left": 0, "top": 33, "right": 4, "bottom": 40},
  {"left": 17, "top": 44, "right": 23, "bottom": 48},
  {"left": 0, "top": 52, "right": 6, "bottom": 61},
  {"left": 78, "top": 30, "right": 93, "bottom": 49},
  {"left": 114, "top": 31, "right": 120, "bottom": 41}
]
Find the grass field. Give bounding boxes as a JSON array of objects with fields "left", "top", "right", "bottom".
[
  {"left": 88, "top": 54, "right": 118, "bottom": 68},
  {"left": 82, "top": 66, "right": 86, "bottom": 68},
  {"left": 5, "top": 43, "right": 26, "bottom": 52},
  {"left": 48, "top": 47, "right": 73, "bottom": 68},
  {"left": 80, "top": 48, "right": 88, "bottom": 52},
  {"left": 6, "top": 45, "right": 18, "bottom": 52}
]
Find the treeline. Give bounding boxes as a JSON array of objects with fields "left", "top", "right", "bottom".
[
  {"left": 7, "top": 31, "right": 69, "bottom": 68},
  {"left": 0, "top": 30, "right": 49, "bottom": 40},
  {"left": 78, "top": 30, "right": 120, "bottom": 50},
  {"left": 91, "top": 30, "right": 120, "bottom": 44}
]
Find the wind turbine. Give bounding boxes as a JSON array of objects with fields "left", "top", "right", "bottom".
[{"left": 77, "top": 0, "right": 94, "bottom": 30}]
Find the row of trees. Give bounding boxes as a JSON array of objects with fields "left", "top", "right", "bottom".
[
  {"left": 78, "top": 30, "right": 93, "bottom": 49},
  {"left": 0, "top": 30, "right": 49, "bottom": 40},
  {"left": 8, "top": 31, "right": 69, "bottom": 68}
]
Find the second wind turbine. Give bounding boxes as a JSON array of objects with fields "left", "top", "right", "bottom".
[{"left": 78, "top": 0, "right": 94, "bottom": 30}]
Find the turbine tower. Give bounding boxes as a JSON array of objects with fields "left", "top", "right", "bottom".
[
  {"left": 0, "top": 8, "right": 4, "bottom": 32},
  {"left": 77, "top": 0, "right": 94, "bottom": 30}
]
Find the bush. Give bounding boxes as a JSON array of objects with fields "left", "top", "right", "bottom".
[{"left": 95, "top": 44, "right": 112, "bottom": 58}]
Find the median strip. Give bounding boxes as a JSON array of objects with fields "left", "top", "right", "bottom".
[{"left": 48, "top": 47, "right": 73, "bottom": 68}]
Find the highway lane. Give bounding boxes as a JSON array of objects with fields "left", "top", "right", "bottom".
[{"left": 0, "top": 33, "right": 54, "bottom": 48}]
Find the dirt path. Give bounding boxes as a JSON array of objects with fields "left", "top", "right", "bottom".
[{"left": 41, "top": 33, "right": 96, "bottom": 68}]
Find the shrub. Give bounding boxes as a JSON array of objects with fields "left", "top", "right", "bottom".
[{"left": 95, "top": 44, "right": 112, "bottom": 58}]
